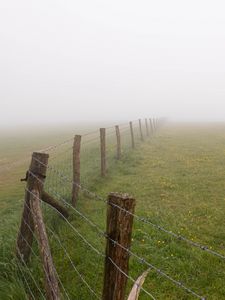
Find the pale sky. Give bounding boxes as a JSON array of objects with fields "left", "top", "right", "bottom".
[{"left": 0, "top": 0, "right": 225, "bottom": 126}]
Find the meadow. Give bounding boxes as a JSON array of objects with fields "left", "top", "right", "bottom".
[{"left": 1, "top": 122, "right": 225, "bottom": 300}]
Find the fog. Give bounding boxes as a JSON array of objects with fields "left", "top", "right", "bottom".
[{"left": 0, "top": 0, "right": 225, "bottom": 127}]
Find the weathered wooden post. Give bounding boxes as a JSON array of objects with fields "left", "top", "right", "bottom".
[
  {"left": 129, "top": 121, "right": 135, "bottom": 149},
  {"left": 30, "top": 189, "right": 60, "bottom": 300},
  {"left": 145, "top": 118, "right": 149, "bottom": 137},
  {"left": 100, "top": 128, "right": 106, "bottom": 177},
  {"left": 102, "top": 193, "right": 135, "bottom": 300},
  {"left": 17, "top": 152, "right": 49, "bottom": 262},
  {"left": 115, "top": 125, "right": 121, "bottom": 160},
  {"left": 139, "top": 119, "right": 144, "bottom": 141},
  {"left": 72, "top": 135, "right": 81, "bottom": 207}
]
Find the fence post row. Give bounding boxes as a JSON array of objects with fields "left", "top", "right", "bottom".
[
  {"left": 102, "top": 192, "right": 136, "bottom": 300},
  {"left": 129, "top": 121, "right": 135, "bottom": 149},
  {"left": 138, "top": 119, "right": 144, "bottom": 141},
  {"left": 100, "top": 128, "right": 106, "bottom": 177},
  {"left": 115, "top": 125, "right": 122, "bottom": 160},
  {"left": 72, "top": 134, "right": 82, "bottom": 207}
]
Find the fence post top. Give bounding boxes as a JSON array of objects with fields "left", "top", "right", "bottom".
[
  {"left": 108, "top": 192, "right": 135, "bottom": 201},
  {"left": 32, "top": 152, "right": 49, "bottom": 159}
]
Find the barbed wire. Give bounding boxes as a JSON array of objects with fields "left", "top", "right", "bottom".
[
  {"left": 25, "top": 181, "right": 205, "bottom": 299},
  {"left": 108, "top": 201, "right": 225, "bottom": 261},
  {"left": 46, "top": 191, "right": 204, "bottom": 299},
  {"left": 27, "top": 188, "right": 160, "bottom": 300},
  {"left": 106, "top": 237, "right": 205, "bottom": 300},
  {"left": 45, "top": 224, "right": 101, "bottom": 300},
  {"left": 21, "top": 184, "right": 162, "bottom": 299},
  {"left": 108, "top": 258, "right": 157, "bottom": 300},
  {"left": 26, "top": 188, "right": 104, "bottom": 257},
  {"left": 29, "top": 161, "right": 225, "bottom": 262}
]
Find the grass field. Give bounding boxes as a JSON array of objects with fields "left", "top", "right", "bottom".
[{"left": 1, "top": 122, "right": 225, "bottom": 300}]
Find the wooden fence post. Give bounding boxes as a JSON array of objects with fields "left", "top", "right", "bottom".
[
  {"left": 102, "top": 193, "right": 136, "bottom": 300},
  {"left": 145, "top": 118, "right": 149, "bottom": 137},
  {"left": 129, "top": 122, "right": 135, "bottom": 149},
  {"left": 139, "top": 119, "right": 144, "bottom": 141},
  {"left": 149, "top": 118, "right": 154, "bottom": 134},
  {"left": 17, "top": 152, "right": 49, "bottom": 262},
  {"left": 153, "top": 118, "right": 156, "bottom": 131},
  {"left": 115, "top": 125, "right": 121, "bottom": 160},
  {"left": 72, "top": 135, "right": 81, "bottom": 207},
  {"left": 100, "top": 128, "right": 106, "bottom": 177},
  {"left": 30, "top": 189, "right": 60, "bottom": 300}
]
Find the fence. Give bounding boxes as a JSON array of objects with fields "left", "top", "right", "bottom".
[{"left": 13, "top": 118, "right": 224, "bottom": 299}]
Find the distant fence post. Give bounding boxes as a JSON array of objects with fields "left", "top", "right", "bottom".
[
  {"left": 153, "top": 118, "right": 156, "bottom": 131},
  {"left": 100, "top": 128, "right": 106, "bottom": 177},
  {"left": 149, "top": 118, "right": 154, "bottom": 134},
  {"left": 30, "top": 189, "right": 60, "bottom": 300},
  {"left": 72, "top": 135, "right": 81, "bottom": 207},
  {"left": 145, "top": 118, "right": 149, "bottom": 137},
  {"left": 139, "top": 119, "right": 144, "bottom": 141},
  {"left": 17, "top": 152, "right": 49, "bottom": 262},
  {"left": 102, "top": 192, "right": 135, "bottom": 300},
  {"left": 129, "top": 121, "right": 135, "bottom": 149},
  {"left": 115, "top": 125, "right": 121, "bottom": 160}
]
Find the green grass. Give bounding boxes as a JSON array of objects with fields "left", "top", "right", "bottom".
[{"left": 1, "top": 123, "right": 225, "bottom": 299}]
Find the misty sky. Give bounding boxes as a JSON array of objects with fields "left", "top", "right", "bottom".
[{"left": 0, "top": 0, "right": 225, "bottom": 126}]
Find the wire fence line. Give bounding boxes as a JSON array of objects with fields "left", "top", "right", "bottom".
[
  {"left": 23, "top": 182, "right": 206, "bottom": 300},
  {"left": 24, "top": 187, "right": 158, "bottom": 300},
  {"left": 37, "top": 187, "right": 204, "bottom": 299},
  {"left": 29, "top": 160, "right": 225, "bottom": 262},
  {"left": 21, "top": 134, "right": 221, "bottom": 299},
  {"left": 14, "top": 118, "right": 165, "bottom": 299},
  {"left": 27, "top": 189, "right": 163, "bottom": 299},
  {"left": 12, "top": 117, "right": 221, "bottom": 299}
]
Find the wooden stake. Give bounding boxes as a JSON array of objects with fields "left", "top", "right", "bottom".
[
  {"left": 17, "top": 152, "right": 49, "bottom": 262},
  {"left": 139, "top": 119, "right": 144, "bottom": 141},
  {"left": 72, "top": 135, "right": 81, "bottom": 207},
  {"left": 129, "top": 122, "right": 135, "bottom": 149},
  {"left": 30, "top": 189, "right": 60, "bottom": 300},
  {"left": 115, "top": 125, "right": 121, "bottom": 160},
  {"left": 102, "top": 193, "right": 135, "bottom": 300},
  {"left": 100, "top": 128, "right": 106, "bottom": 177}
]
